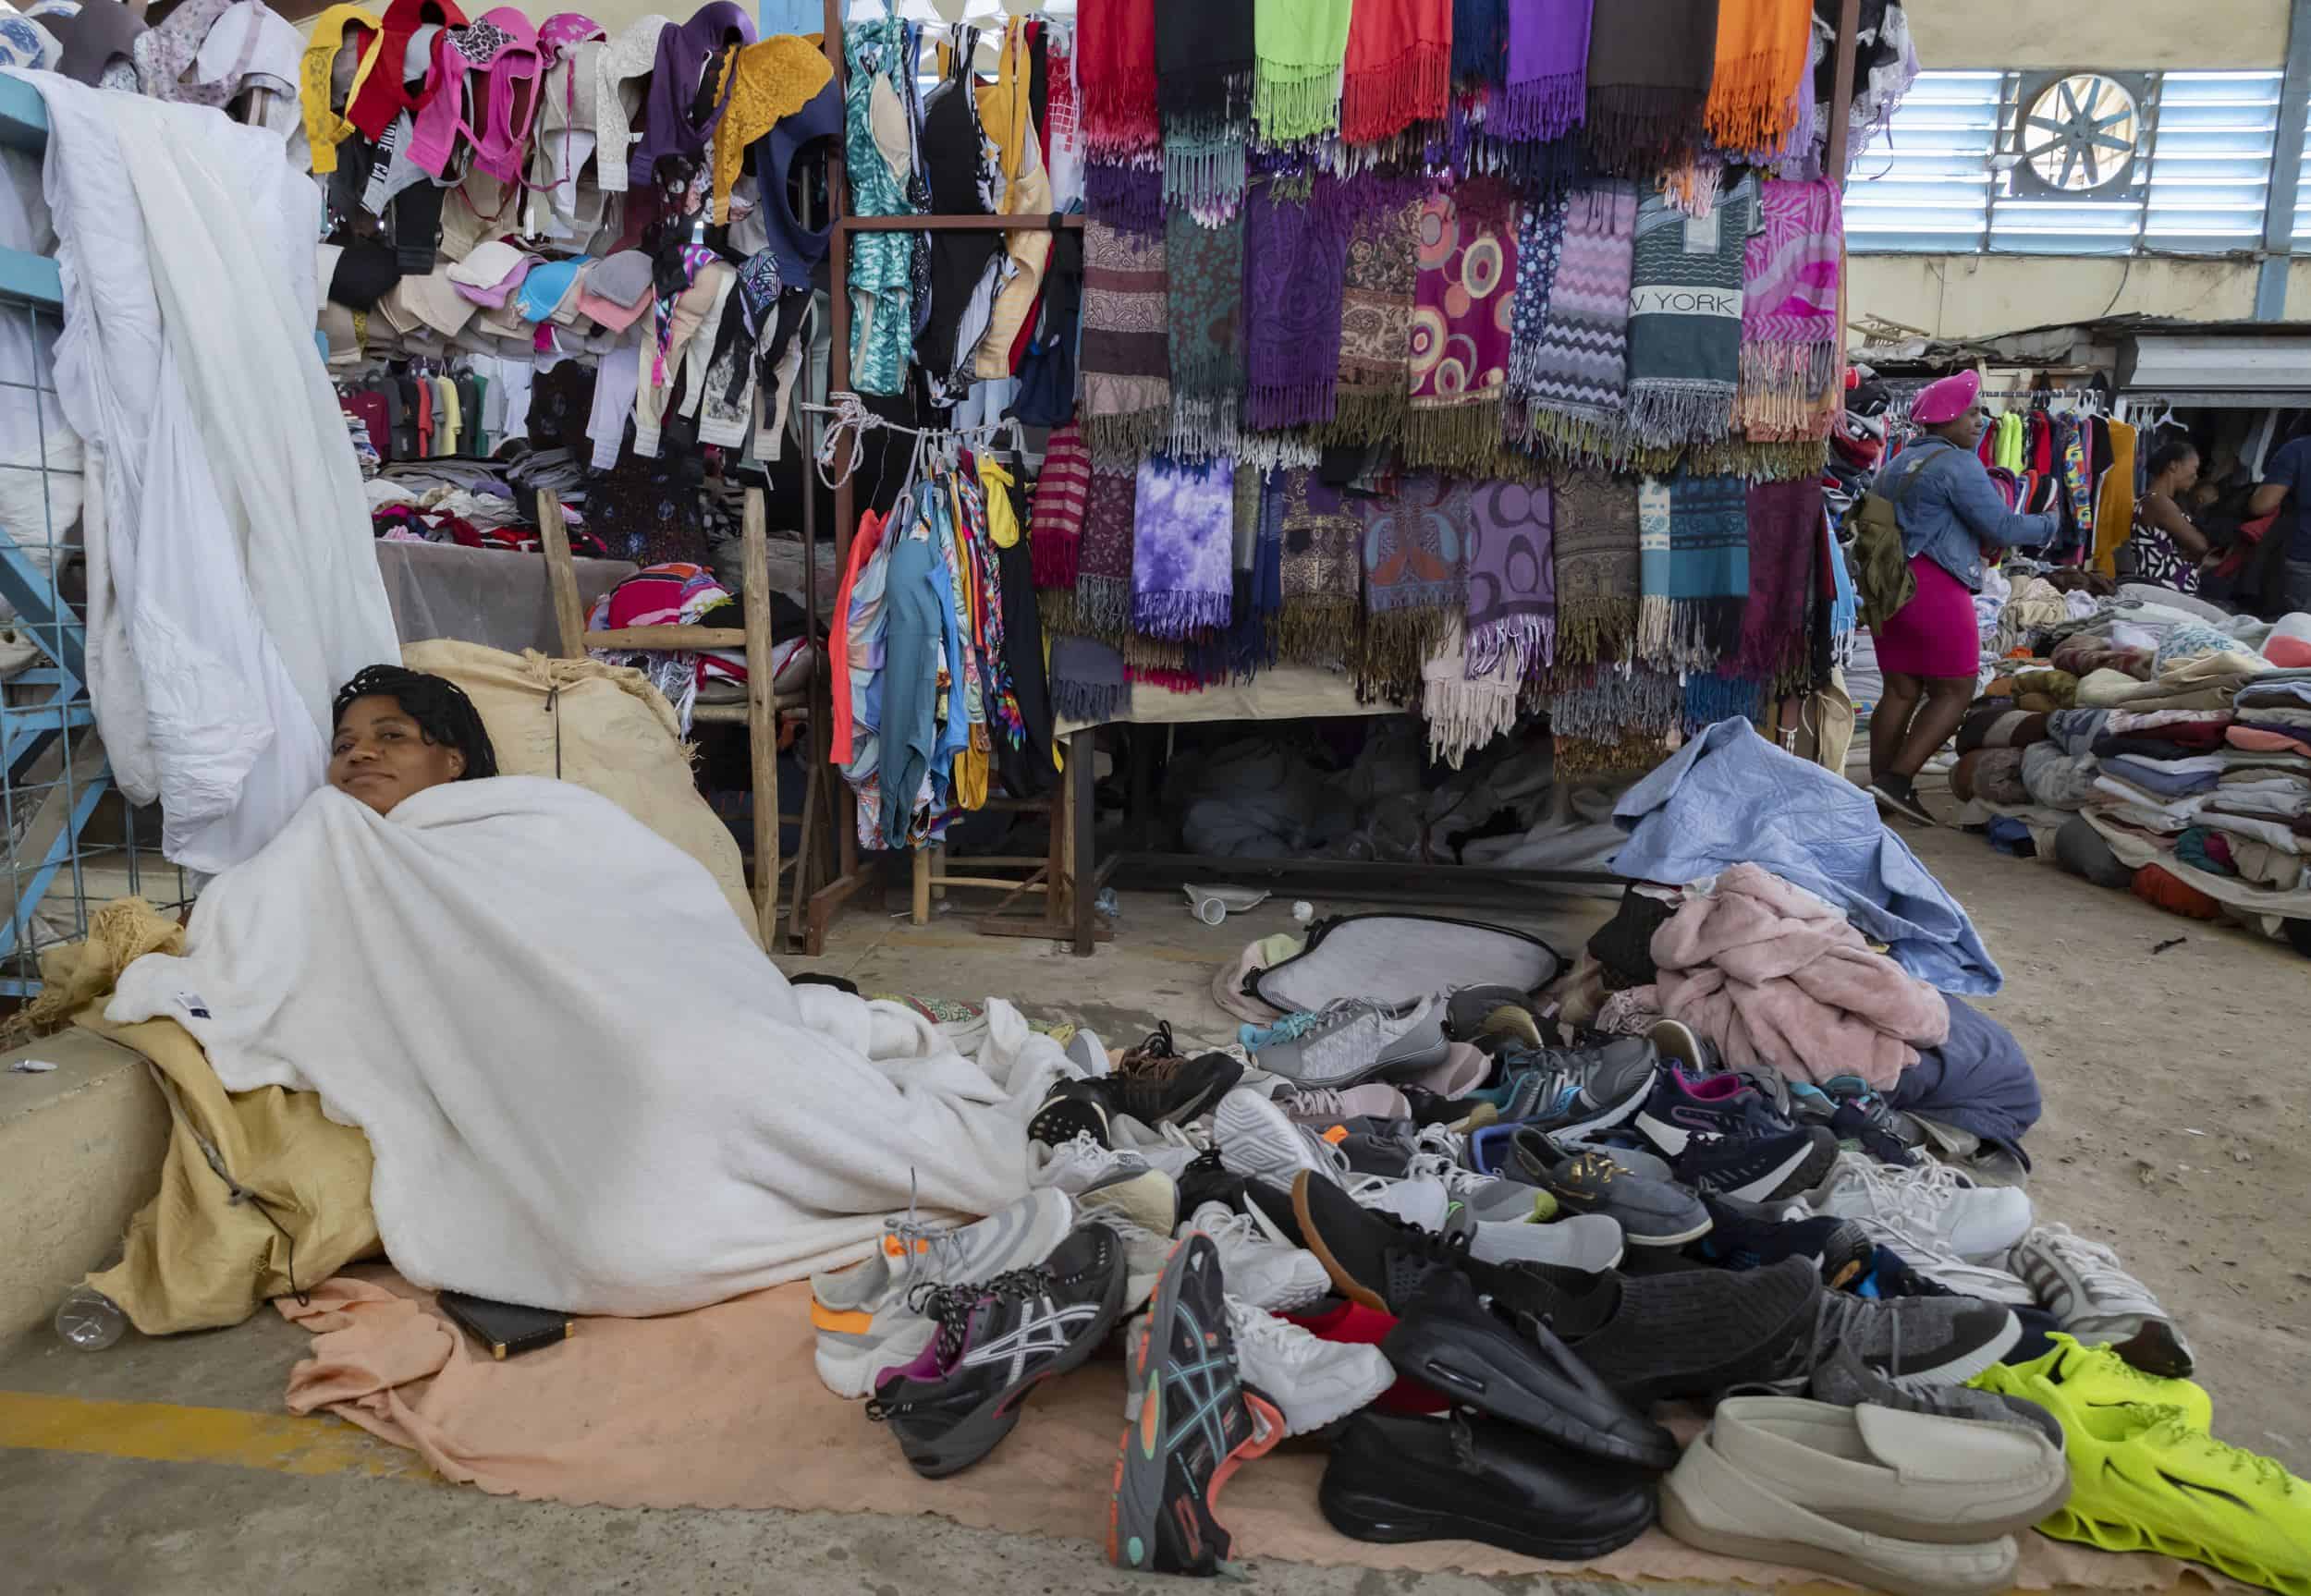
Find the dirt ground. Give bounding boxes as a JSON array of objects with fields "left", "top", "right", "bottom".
[{"left": 1889, "top": 819, "right": 2311, "bottom": 1473}]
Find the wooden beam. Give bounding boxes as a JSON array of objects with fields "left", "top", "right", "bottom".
[
  {"left": 587, "top": 625, "right": 750, "bottom": 652},
  {"left": 535, "top": 490, "right": 589, "bottom": 659},
  {"left": 1824, "top": 0, "right": 1864, "bottom": 186},
  {"left": 741, "top": 489, "right": 779, "bottom": 948}
]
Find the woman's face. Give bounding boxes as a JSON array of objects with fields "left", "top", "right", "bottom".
[
  {"left": 329, "top": 695, "right": 465, "bottom": 815},
  {"left": 1935, "top": 406, "right": 1986, "bottom": 451},
  {"left": 2165, "top": 451, "right": 2202, "bottom": 494}
]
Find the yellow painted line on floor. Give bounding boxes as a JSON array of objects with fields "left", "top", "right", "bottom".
[{"left": 0, "top": 1391, "right": 435, "bottom": 1483}]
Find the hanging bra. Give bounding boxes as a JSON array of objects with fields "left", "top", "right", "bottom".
[
  {"left": 133, "top": 0, "right": 249, "bottom": 108},
  {"left": 300, "top": 5, "right": 383, "bottom": 177},
  {"left": 410, "top": 8, "right": 539, "bottom": 181},
  {"left": 708, "top": 35, "right": 833, "bottom": 225},
  {"left": 347, "top": 0, "right": 470, "bottom": 140},
  {"left": 753, "top": 75, "right": 843, "bottom": 286}
]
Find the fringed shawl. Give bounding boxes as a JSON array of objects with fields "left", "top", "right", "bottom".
[
  {"left": 1623, "top": 175, "right": 1756, "bottom": 450},
  {"left": 1341, "top": 0, "right": 1453, "bottom": 147},
  {"left": 1080, "top": 216, "right": 1170, "bottom": 462},
  {"left": 1253, "top": 0, "right": 1355, "bottom": 146},
  {"left": 1509, "top": 182, "right": 1634, "bottom": 466},
  {"left": 1704, "top": 0, "right": 1813, "bottom": 152},
  {"left": 1243, "top": 175, "right": 1351, "bottom": 432},
  {"left": 1078, "top": 0, "right": 1159, "bottom": 161},
  {"left": 1738, "top": 177, "right": 1842, "bottom": 441},
  {"left": 1406, "top": 181, "right": 1519, "bottom": 475},
  {"left": 1165, "top": 208, "right": 1245, "bottom": 458},
  {"left": 1583, "top": 0, "right": 1716, "bottom": 173},
  {"left": 1552, "top": 469, "right": 1641, "bottom": 664},
  {"left": 1637, "top": 469, "right": 1748, "bottom": 671}
]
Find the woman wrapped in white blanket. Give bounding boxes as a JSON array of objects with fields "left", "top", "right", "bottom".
[{"left": 105, "top": 666, "right": 1072, "bottom": 1317}]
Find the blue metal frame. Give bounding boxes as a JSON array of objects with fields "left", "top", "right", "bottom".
[{"left": 0, "top": 72, "right": 113, "bottom": 994}]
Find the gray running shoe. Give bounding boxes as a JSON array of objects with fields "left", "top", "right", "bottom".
[
  {"left": 1804, "top": 1340, "right": 2065, "bottom": 1449},
  {"left": 1500, "top": 1038, "right": 1661, "bottom": 1136},
  {"left": 1506, "top": 1127, "right": 1711, "bottom": 1247},
  {"left": 1254, "top": 995, "right": 1449, "bottom": 1089},
  {"left": 1764, "top": 1290, "right": 2024, "bottom": 1395}
]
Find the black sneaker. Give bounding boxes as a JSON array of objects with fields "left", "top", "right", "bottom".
[
  {"left": 1174, "top": 1149, "right": 1249, "bottom": 1219},
  {"left": 1107, "top": 1234, "right": 1281, "bottom": 1575},
  {"left": 1487, "top": 1255, "right": 1825, "bottom": 1403},
  {"left": 1402, "top": 1086, "right": 1499, "bottom": 1132},
  {"left": 1103, "top": 1051, "right": 1246, "bottom": 1127},
  {"left": 1028, "top": 1078, "right": 1111, "bottom": 1148},
  {"left": 1830, "top": 1096, "right": 1925, "bottom": 1167},
  {"left": 1669, "top": 1124, "right": 1840, "bottom": 1204},
  {"left": 1806, "top": 1340, "right": 2065, "bottom": 1448},
  {"left": 868, "top": 1224, "right": 1129, "bottom": 1477},
  {"left": 1321, "top": 1410, "right": 1657, "bottom": 1562},
  {"left": 1379, "top": 1266, "right": 1678, "bottom": 1468},
  {"left": 1693, "top": 1193, "right": 1875, "bottom": 1287},
  {"left": 1241, "top": 1176, "right": 1308, "bottom": 1249},
  {"left": 1290, "top": 1169, "right": 1486, "bottom": 1312}
]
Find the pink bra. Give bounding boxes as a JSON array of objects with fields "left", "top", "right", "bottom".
[{"left": 409, "top": 6, "right": 540, "bottom": 181}]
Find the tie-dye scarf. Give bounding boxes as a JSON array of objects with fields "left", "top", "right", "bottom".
[{"left": 1132, "top": 456, "right": 1238, "bottom": 639}]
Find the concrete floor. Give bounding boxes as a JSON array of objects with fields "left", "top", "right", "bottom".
[{"left": 2, "top": 830, "right": 2303, "bottom": 1592}]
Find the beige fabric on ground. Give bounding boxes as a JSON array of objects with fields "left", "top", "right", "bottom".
[
  {"left": 403, "top": 639, "right": 758, "bottom": 946},
  {"left": 8, "top": 899, "right": 381, "bottom": 1335},
  {"left": 279, "top": 1267, "right": 2202, "bottom": 1590}
]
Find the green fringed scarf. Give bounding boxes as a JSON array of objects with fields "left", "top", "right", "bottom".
[{"left": 1253, "top": 0, "right": 1354, "bottom": 145}]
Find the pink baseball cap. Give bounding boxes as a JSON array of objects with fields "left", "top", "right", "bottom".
[{"left": 1913, "top": 369, "right": 1981, "bottom": 425}]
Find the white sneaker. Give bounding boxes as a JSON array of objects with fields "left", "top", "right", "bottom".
[
  {"left": 808, "top": 1189, "right": 1076, "bottom": 1399},
  {"left": 1216, "top": 1087, "right": 1349, "bottom": 1187},
  {"left": 1180, "top": 1200, "right": 1330, "bottom": 1313},
  {"left": 1795, "top": 1151, "right": 2034, "bottom": 1261},
  {"left": 1035, "top": 1130, "right": 1152, "bottom": 1195},
  {"left": 1253, "top": 994, "right": 1449, "bottom": 1090},
  {"left": 2009, "top": 1223, "right": 2195, "bottom": 1373},
  {"left": 1461, "top": 1211, "right": 1626, "bottom": 1273},
  {"left": 1076, "top": 1163, "right": 1180, "bottom": 1237},
  {"left": 1349, "top": 1172, "right": 1451, "bottom": 1229},
  {"left": 1093, "top": 1212, "right": 1174, "bottom": 1314},
  {"left": 1124, "top": 1301, "right": 1393, "bottom": 1437}
]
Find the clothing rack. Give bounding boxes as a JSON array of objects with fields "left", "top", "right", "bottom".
[
  {"left": 794, "top": 0, "right": 1871, "bottom": 958},
  {"left": 535, "top": 484, "right": 816, "bottom": 950}
]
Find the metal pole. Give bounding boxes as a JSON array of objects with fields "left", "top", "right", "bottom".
[
  {"left": 2256, "top": 0, "right": 2311, "bottom": 319},
  {"left": 1824, "top": 0, "right": 1864, "bottom": 186}
]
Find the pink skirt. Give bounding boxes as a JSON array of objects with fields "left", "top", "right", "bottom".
[{"left": 1872, "top": 554, "right": 1978, "bottom": 678}]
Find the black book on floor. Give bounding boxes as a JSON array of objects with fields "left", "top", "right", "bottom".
[{"left": 436, "top": 1292, "right": 573, "bottom": 1359}]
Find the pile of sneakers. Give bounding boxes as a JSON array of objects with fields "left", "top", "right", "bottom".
[{"left": 796, "top": 992, "right": 2299, "bottom": 1592}]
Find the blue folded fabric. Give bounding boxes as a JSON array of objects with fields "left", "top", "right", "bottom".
[
  {"left": 517, "top": 259, "right": 583, "bottom": 323},
  {"left": 1610, "top": 718, "right": 2002, "bottom": 995},
  {"left": 2100, "top": 754, "right": 2219, "bottom": 797},
  {"left": 1890, "top": 994, "right": 2040, "bottom": 1148}
]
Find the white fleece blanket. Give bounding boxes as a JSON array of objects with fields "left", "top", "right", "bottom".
[{"left": 108, "top": 777, "right": 1075, "bottom": 1316}]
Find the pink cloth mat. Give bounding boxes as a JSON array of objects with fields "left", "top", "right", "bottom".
[{"left": 280, "top": 1268, "right": 2219, "bottom": 1590}]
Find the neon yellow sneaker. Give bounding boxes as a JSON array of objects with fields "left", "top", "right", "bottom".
[
  {"left": 1975, "top": 1332, "right": 2213, "bottom": 1432},
  {"left": 2038, "top": 1403, "right": 2311, "bottom": 1596}
]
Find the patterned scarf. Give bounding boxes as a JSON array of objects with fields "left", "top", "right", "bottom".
[
  {"left": 1074, "top": 461, "right": 1138, "bottom": 635},
  {"left": 1734, "top": 477, "right": 1822, "bottom": 684},
  {"left": 1407, "top": 182, "right": 1519, "bottom": 475},
  {"left": 1081, "top": 217, "right": 1170, "bottom": 462},
  {"left": 1360, "top": 474, "right": 1470, "bottom": 698},
  {"left": 1452, "top": 0, "right": 1506, "bottom": 87},
  {"left": 1637, "top": 469, "right": 1748, "bottom": 670},
  {"left": 1278, "top": 469, "right": 1364, "bottom": 662},
  {"left": 1498, "top": 0, "right": 1594, "bottom": 142},
  {"left": 1167, "top": 209, "right": 1245, "bottom": 457},
  {"left": 1553, "top": 470, "right": 1641, "bottom": 664},
  {"left": 1738, "top": 177, "right": 1843, "bottom": 441},
  {"left": 1510, "top": 183, "right": 1635, "bottom": 465},
  {"left": 1132, "top": 456, "right": 1238, "bottom": 639},
  {"left": 1254, "top": 0, "right": 1355, "bottom": 145},
  {"left": 1342, "top": 0, "right": 1453, "bottom": 147},
  {"left": 1086, "top": 158, "right": 1165, "bottom": 238},
  {"left": 1465, "top": 479, "right": 1557, "bottom": 676},
  {"left": 1704, "top": 0, "right": 1813, "bottom": 152},
  {"left": 1157, "top": 0, "right": 1254, "bottom": 219},
  {"left": 1243, "top": 176, "right": 1351, "bottom": 433},
  {"left": 1583, "top": 0, "right": 1717, "bottom": 173},
  {"left": 1079, "top": 0, "right": 1159, "bottom": 161},
  {"left": 1049, "top": 635, "right": 1130, "bottom": 724},
  {"left": 1323, "top": 180, "right": 1424, "bottom": 445},
  {"left": 1624, "top": 175, "right": 1756, "bottom": 449}
]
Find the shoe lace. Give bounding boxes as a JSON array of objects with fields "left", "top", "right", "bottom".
[
  {"left": 1286, "top": 1086, "right": 1357, "bottom": 1119},
  {"left": 1124, "top": 1021, "right": 1177, "bottom": 1063},
  {"left": 1048, "top": 1129, "right": 1139, "bottom": 1183},
  {"left": 898, "top": 1263, "right": 1052, "bottom": 1372},
  {"left": 2141, "top": 1406, "right": 2294, "bottom": 1494},
  {"left": 2035, "top": 1225, "right": 2158, "bottom": 1309},
  {"left": 1831, "top": 1151, "right": 1969, "bottom": 1221},
  {"left": 1223, "top": 1296, "right": 1306, "bottom": 1359},
  {"left": 1413, "top": 1124, "right": 1468, "bottom": 1164},
  {"left": 1405, "top": 1151, "right": 1490, "bottom": 1199},
  {"left": 1188, "top": 1205, "right": 1276, "bottom": 1255},
  {"left": 1773, "top": 1288, "right": 1888, "bottom": 1389}
]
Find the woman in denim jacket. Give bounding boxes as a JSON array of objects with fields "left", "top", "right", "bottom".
[{"left": 1865, "top": 370, "right": 2059, "bottom": 824}]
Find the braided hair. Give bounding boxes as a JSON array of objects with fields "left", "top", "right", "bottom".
[{"left": 331, "top": 665, "right": 500, "bottom": 780}]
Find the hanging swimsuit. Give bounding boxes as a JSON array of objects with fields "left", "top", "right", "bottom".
[
  {"left": 347, "top": 0, "right": 469, "bottom": 138},
  {"left": 133, "top": 0, "right": 252, "bottom": 107},
  {"left": 708, "top": 35, "right": 833, "bottom": 225},
  {"left": 409, "top": 8, "right": 539, "bottom": 180}
]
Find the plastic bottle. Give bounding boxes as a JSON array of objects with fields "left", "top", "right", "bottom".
[{"left": 54, "top": 1285, "right": 126, "bottom": 1351}]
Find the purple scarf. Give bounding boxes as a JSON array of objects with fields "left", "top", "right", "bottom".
[
  {"left": 1465, "top": 479, "right": 1557, "bottom": 676},
  {"left": 1132, "top": 456, "right": 1237, "bottom": 637},
  {"left": 1243, "top": 175, "right": 1351, "bottom": 432},
  {"left": 1498, "top": 0, "right": 1594, "bottom": 142}
]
